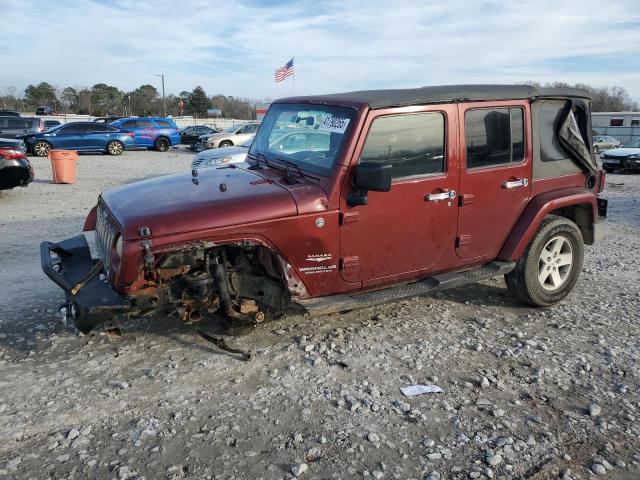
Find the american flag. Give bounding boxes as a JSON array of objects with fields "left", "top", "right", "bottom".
[{"left": 275, "top": 58, "right": 294, "bottom": 82}]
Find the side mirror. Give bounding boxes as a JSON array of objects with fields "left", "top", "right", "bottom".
[
  {"left": 347, "top": 162, "right": 392, "bottom": 207},
  {"left": 354, "top": 162, "right": 392, "bottom": 192}
]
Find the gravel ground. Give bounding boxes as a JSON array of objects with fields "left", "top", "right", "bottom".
[{"left": 0, "top": 149, "right": 638, "bottom": 480}]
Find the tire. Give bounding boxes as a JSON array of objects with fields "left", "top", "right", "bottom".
[
  {"left": 218, "top": 140, "right": 233, "bottom": 148},
  {"left": 106, "top": 140, "right": 124, "bottom": 156},
  {"left": 33, "top": 140, "right": 52, "bottom": 157},
  {"left": 593, "top": 146, "right": 599, "bottom": 154},
  {"left": 505, "top": 215, "right": 584, "bottom": 307},
  {"left": 154, "top": 137, "right": 170, "bottom": 152}
]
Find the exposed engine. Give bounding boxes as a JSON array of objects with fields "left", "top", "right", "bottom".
[{"left": 128, "top": 244, "right": 290, "bottom": 329}]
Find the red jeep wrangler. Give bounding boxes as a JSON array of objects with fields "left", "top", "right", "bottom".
[{"left": 41, "top": 85, "right": 607, "bottom": 334}]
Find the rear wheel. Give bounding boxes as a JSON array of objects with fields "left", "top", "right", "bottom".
[
  {"left": 33, "top": 140, "right": 52, "bottom": 157},
  {"left": 106, "top": 140, "right": 124, "bottom": 156},
  {"left": 154, "top": 137, "right": 170, "bottom": 152},
  {"left": 219, "top": 140, "right": 233, "bottom": 148},
  {"left": 594, "top": 145, "right": 599, "bottom": 154},
  {"left": 505, "top": 215, "right": 584, "bottom": 306}
]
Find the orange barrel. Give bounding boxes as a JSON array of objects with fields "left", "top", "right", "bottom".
[{"left": 48, "top": 150, "right": 78, "bottom": 184}]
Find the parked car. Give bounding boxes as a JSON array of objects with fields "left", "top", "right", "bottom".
[
  {"left": 191, "top": 137, "right": 253, "bottom": 170},
  {"left": 0, "top": 138, "right": 33, "bottom": 190},
  {"left": 0, "top": 116, "right": 44, "bottom": 139},
  {"left": 44, "top": 120, "right": 61, "bottom": 130},
  {"left": 23, "top": 122, "right": 137, "bottom": 157},
  {"left": 179, "top": 125, "right": 218, "bottom": 148},
  {"left": 592, "top": 135, "right": 620, "bottom": 153},
  {"left": 110, "top": 117, "right": 180, "bottom": 152},
  {"left": 600, "top": 138, "right": 640, "bottom": 173},
  {"left": 198, "top": 121, "right": 260, "bottom": 149},
  {"left": 35, "top": 106, "right": 54, "bottom": 116},
  {"left": 40, "top": 85, "right": 607, "bottom": 335},
  {"left": 0, "top": 109, "right": 21, "bottom": 117},
  {"left": 94, "top": 116, "right": 123, "bottom": 124}
]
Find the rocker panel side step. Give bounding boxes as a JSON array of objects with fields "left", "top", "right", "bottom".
[{"left": 297, "top": 261, "right": 515, "bottom": 316}]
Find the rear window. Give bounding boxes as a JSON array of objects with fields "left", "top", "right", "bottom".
[
  {"left": 465, "top": 107, "right": 524, "bottom": 169},
  {"left": 154, "top": 119, "right": 174, "bottom": 128}
]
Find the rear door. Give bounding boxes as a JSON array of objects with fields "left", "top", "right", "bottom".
[
  {"left": 55, "top": 123, "right": 88, "bottom": 149},
  {"left": 339, "top": 105, "right": 460, "bottom": 284},
  {"left": 134, "top": 119, "right": 155, "bottom": 147},
  {"left": 456, "top": 101, "right": 531, "bottom": 259}
]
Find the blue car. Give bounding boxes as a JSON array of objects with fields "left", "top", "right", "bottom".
[
  {"left": 110, "top": 117, "right": 181, "bottom": 152},
  {"left": 25, "top": 122, "right": 137, "bottom": 157}
]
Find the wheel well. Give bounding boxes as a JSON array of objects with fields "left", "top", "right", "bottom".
[
  {"left": 156, "top": 135, "right": 169, "bottom": 143},
  {"left": 548, "top": 203, "right": 595, "bottom": 244}
]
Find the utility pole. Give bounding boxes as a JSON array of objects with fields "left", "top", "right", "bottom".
[
  {"left": 156, "top": 74, "right": 166, "bottom": 117},
  {"left": 128, "top": 94, "right": 132, "bottom": 117}
]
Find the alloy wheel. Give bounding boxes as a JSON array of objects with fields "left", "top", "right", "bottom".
[
  {"left": 108, "top": 141, "right": 123, "bottom": 155},
  {"left": 34, "top": 141, "right": 50, "bottom": 157},
  {"left": 538, "top": 235, "right": 573, "bottom": 291}
]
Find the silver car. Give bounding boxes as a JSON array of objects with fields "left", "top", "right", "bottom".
[
  {"left": 593, "top": 135, "right": 621, "bottom": 153},
  {"left": 191, "top": 137, "right": 253, "bottom": 170},
  {"left": 198, "top": 122, "right": 260, "bottom": 149}
]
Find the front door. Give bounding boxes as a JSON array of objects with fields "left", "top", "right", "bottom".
[
  {"left": 340, "top": 105, "right": 459, "bottom": 284},
  {"left": 456, "top": 101, "right": 532, "bottom": 259}
]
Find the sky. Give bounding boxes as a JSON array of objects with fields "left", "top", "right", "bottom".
[{"left": 1, "top": 0, "right": 640, "bottom": 102}]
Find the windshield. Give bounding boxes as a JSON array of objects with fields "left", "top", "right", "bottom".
[
  {"left": 248, "top": 103, "right": 357, "bottom": 176},
  {"left": 624, "top": 139, "right": 640, "bottom": 148}
]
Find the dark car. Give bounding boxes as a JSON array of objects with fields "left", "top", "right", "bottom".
[
  {"left": 0, "top": 116, "right": 44, "bottom": 139},
  {"left": 0, "top": 138, "right": 34, "bottom": 190},
  {"left": 0, "top": 109, "right": 21, "bottom": 117},
  {"left": 600, "top": 138, "right": 640, "bottom": 172},
  {"left": 94, "top": 116, "right": 123, "bottom": 124},
  {"left": 35, "top": 106, "right": 54, "bottom": 116},
  {"left": 111, "top": 117, "right": 181, "bottom": 152},
  {"left": 179, "top": 125, "right": 217, "bottom": 148},
  {"left": 40, "top": 84, "right": 607, "bottom": 336},
  {"left": 24, "top": 122, "right": 137, "bottom": 157},
  {"left": 44, "top": 120, "right": 61, "bottom": 130}
]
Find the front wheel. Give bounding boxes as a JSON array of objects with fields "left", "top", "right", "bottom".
[
  {"left": 218, "top": 140, "right": 233, "bottom": 148},
  {"left": 33, "top": 140, "right": 52, "bottom": 157},
  {"left": 505, "top": 215, "right": 584, "bottom": 306},
  {"left": 154, "top": 137, "right": 170, "bottom": 152},
  {"left": 106, "top": 140, "right": 124, "bottom": 156}
]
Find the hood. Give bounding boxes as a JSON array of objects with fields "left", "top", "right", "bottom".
[
  {"left": 603, "top": 147, "right": 640, "bottom": 158},
  {"left": 194, "top": 145, "right": 248, "bottom": 162},
  {"left": 101, "top": 166, "right": 298, "bottom": 240}
]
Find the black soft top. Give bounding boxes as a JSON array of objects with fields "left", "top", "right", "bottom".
[{"left": 276, "top": 84, "right": 591, "bottom": 110}]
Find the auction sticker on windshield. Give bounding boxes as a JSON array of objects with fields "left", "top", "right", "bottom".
[{"left": 319, "top": 114, "right": 350, "bottom": 134}]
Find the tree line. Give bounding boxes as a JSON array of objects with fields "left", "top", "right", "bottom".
[
  {"left": 1, "top": 81, "right": 638, "bottom": 118},
  {"left": 0, "top": 83, "right": 257, "bottom": 119}
]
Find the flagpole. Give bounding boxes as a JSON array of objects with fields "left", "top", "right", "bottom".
[{"left": 292, "top": 56, "right": 295, "bottom": 96}]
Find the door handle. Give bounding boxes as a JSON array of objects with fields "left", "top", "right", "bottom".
[
  {"left": 426, "top": 190, "right": 456, "bottom": 202},
  {"left": 502, "top": 178, "right": 529, "bottom": 190}
]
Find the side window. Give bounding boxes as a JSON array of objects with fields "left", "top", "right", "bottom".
[
  {"left": 154, "top": 119, "right": 173, "bottom": 128},
  {"left": 87, "top": 124, "right": 113, "bottom": 133},
  {"left": 136, "top": 119, "right": 154, "bottom": 128},
  {"left": 61, "top": 124, "right": 87, "bottom": 134},
  {"left": 360, "top": 112, "right": 445, "bottom": 179},
  {"left": 7, "top": 118, "right": 30, "bottom": 129},
  {"left": 465, "top": 107, "right": 524, "bottom": 169},
  {"left": 121, "top": 120, "right": 136, "bottom": 130},
  {"left": 609, "top": 118, "right": 624, "bottom": 127}
]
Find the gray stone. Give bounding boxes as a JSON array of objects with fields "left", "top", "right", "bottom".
[
  {"left": 291, "top": 463, "right": 308, "bottom": 476},
  {"left": 591, "top": 463, "right": 606, "bottom": 475}
]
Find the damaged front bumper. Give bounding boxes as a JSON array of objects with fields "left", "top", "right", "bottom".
[{"left": 40, "top": 234, "right": 131, "bottom": 333}]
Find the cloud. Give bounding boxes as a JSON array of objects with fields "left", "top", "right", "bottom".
[{"left": 1, "top": 0, "right": 639, "bottom": 101}]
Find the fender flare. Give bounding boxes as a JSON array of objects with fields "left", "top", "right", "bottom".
[
  {"left": 497, "top": 188, "right": 598, "bottom": 261},
  {"left": 83, "top": 205, "right": 98, "bottom": 231}
]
